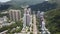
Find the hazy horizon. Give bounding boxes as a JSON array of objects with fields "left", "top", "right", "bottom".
[
  {"left": 0, "top": 0, "right": 46, "bottom": 3},
  {"left": 0, "top": 0, "right": 11, "bottom": 2}
]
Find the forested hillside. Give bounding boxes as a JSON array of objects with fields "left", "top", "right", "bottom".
[
  {"left": 49, "top": 0, "right": 60, "bottom": 8},
  {"left": 0, "top": 4, "right": 11, "bottom": 10},
  {"left": 0, "top": 1, "right": 57, "bottom": 11},
  {"left": 45, "top": 9, "right": 60, "bottom": 34},
  {"left": 29, "top": 1, "right": 57, "bottom": 11}
]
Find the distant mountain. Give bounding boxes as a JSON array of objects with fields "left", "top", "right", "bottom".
[
  {"left": 49, "top": 0, "right": 60, "bottom": 8},
  {"left": 29, "top": 1, "right": 57, "bottom": 11},
  {"left": 0, "top": 3, "right": 11, "bottom": 10},
  {"left": 6, "top": 0, "right": 45, "bottom": 9},
  {"left": 10, "top": 0, "right": 45, "bottom": 5},
  {"left": 0, "top": 0, "right": 45, "bottom": 10},
  {"left": 0, "top": 0, "right": 57, "bottom": 11}
]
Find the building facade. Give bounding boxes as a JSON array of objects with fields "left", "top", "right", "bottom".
[
  {"left": 0, "top": 16, "right": 8, "bottom": 28},
  {"left": 9, "top": 9, "right": 21, "bottom": 21},
  {"left": 23, "top": 8, "right": 31, "bottom": 28}
]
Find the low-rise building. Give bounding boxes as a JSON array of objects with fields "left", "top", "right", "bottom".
[{"left": 0, "top": 16, "right": 7, "bottom": 28}]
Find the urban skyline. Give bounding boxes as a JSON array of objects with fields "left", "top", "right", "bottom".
[{"left": 0, "top": 0, "right": 60, "bottom": 34}]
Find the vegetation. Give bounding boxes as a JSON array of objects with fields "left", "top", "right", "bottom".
[
  {"left": 0, "top": 21, "right": 23, "bottom": 33},
  {"left": 36, "top": 17, "right": 41, "bottom": 32},
  {"left": 29, "top": 1, "right": 57, "bottom": 11},
  {"left": 45, "top": 9, "right": 60, "bottom": 34},
  {"left": 0, "top": 4, "right": 11, "bottom": 11},
  {"left": 7, "top": 21, "right": 23, "bottom": 33},
  {"left": 0, "top": 1, "right": 57, "bottom": 12},
  {"left": 49, "top": 0, "right": 60, "bottom": 8},
  {"left": 30, "top": 32, "right": 33, "bottom": 34},
  {"left": 0, "top": 13, "right": 8, "bottom": 17}
]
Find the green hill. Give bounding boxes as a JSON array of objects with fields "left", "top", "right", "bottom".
[
  {"left": 49, "top": 0, "right": 60, "bottom": 8},
  {"left": 5, "top": 0, "right": 45, "bottom": 9},
  {"left": 45, "top": 9, "right": 60, "bottom": 34}
]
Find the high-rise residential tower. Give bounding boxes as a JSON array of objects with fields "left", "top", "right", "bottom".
[
  {"left": 23, "top": 8, "right": 31, "bottom": 28},
  {"left": 9, "top": 9, "right": 21, "bottom": 21},
  {"left": 37, "top": 11, "right": 41, "bottom": 18}
]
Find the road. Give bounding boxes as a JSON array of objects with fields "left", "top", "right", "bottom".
[{"left": 33, "top": 15, "right": 38, "bottom": 34}]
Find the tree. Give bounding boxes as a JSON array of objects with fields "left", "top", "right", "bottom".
[{"left": 45, "top": 9, "right": 60, "bottom": 34}]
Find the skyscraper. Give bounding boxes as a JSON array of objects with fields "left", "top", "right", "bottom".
[
  {"left": 37, "top": 11, "right": 41, "bottom": 18},
  {"left": 9, "top": 9, "right": 21, "bottom": 21},
  {"left": 23, "top": 8, "right": 31, "bottom": 28}
]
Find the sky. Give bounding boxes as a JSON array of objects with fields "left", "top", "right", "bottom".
[
  {"left": 0, "top": 0, "right": 48, "bottom": 2},
  {"left": 0, "top": 0, "right": 11, "bottom": 2}
]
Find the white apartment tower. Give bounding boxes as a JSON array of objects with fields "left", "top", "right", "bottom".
[
  {"left": 9, "top": 9, "right": 21, "bottom": 21},
  {"left": 37, "top": 11, "right": 41, "bottom": 18},
  {"left": 23, "top": 8, "right": 31, "bottom": 28}
]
